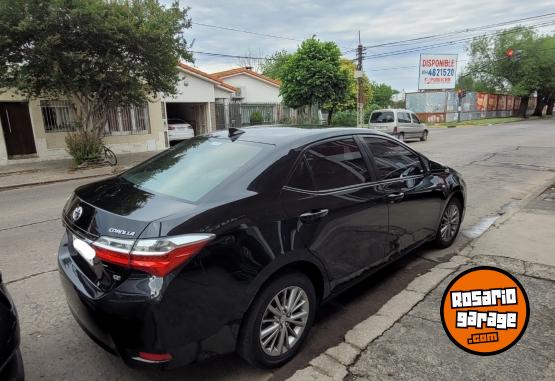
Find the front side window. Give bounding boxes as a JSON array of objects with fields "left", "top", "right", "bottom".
[
  {"left": 363, "top": 137, "right": 423, "bottom": 180},
  {"left": 123, "top": 137, "right": 271, "bottom": 202},
  {"left": 411, "top": 113, "right": 421, "bottom": 124},
  {"left": 397, "top": 112, "right": 411, "bottom": 123},
  {"left": 289, "top": 138, "right": 369, "bottom": 191},
  {"left": 370, "top": 111, "right": 394, "bottom": 123}
]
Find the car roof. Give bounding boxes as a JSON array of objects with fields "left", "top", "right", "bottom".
[
  {"left": 371, "top": 109, "right": 414, "bottom": 113},
  {"left": 208, "top": 126, "right": 387, "bottom": 147}
]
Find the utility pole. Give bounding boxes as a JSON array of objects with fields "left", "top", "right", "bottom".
[{"left": 355, "top": 31, "right": 365, "bottom": 128}]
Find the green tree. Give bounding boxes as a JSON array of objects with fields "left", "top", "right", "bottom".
[
  {"left": 280, "top": 38, "right": 350, "bottom": 125},
  {"left": 260, "top": 50, "right": 291, "bottom": 80},
  {"left": 466, "top": 27, "right": 555, "bottom": 116},
  {"left": 370, "top": 82, "right": 398, "bottom": 108},
  {"left": 455, "top": 74, "right": 497, "bottom": 93},
  {"left": 337, "top": 59, "right": 373, "bottom": 112},
  {"left": 0, "top": 0, "right": 192, "bottom": 140}
]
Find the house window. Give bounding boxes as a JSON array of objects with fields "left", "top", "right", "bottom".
[
  {"left": 104, "top": 104, "right": 150, "bottom": 135},
  {"left": 40, "top": 101, "right": 77, "bottom": 132}
]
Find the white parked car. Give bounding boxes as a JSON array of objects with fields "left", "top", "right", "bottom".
[
  {"left": 368, "top": 109, "right": 428, "bottom": 142},
  {"left": 167, "top": 118, "right": 194, "bottom": 142}
]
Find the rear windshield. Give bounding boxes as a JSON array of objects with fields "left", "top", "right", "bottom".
[
  {"left": 168, "top": 119, "right": 187, "bottom": 124},
  {"left": 122, "top": 137, "right": 270, "bottom": 202},
  {"left": 370, "top": 111, "right": 394, "bottom": 123}
]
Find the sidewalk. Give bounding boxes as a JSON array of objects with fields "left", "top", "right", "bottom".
[
  {"left": 0, "top": 150, "right": 160, "bottom": 191},
  {"left": 289, "top": 183, "right": 555, "bottom": 381}
]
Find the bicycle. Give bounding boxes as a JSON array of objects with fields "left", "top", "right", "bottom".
[{"left": 102, "top": 145, "right": 117, "bottom": 166}]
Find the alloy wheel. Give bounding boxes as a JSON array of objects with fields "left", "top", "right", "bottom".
[
  {"left": 259, "top": 286, "right": 309, "bottom": 357},
  {"left": 440, "top": 204, "right": 460, "bottom": 242}
]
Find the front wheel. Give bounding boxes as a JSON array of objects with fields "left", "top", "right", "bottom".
[
  {"left": 420, "top": 130, "right": 428, "bottom": 141},
  {"left": 104, "top": 147, "right": 117, "bottom": 166},
  {"left": 435, "top": 198, "right": 462, "bottom": 248},
  {"left": 237, "top": 272, "right": 316, "bottom": 368}
]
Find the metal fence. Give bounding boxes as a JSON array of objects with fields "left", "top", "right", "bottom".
[
  {"left": 40, "top": 100, "right": 77, "bottom": 132},
  {"left": 104, "top": 104, "right": 151, "bottom": 135},
  {"left": 224, "top": 103, "right": 319, "bottom": 127},
  {"left": 40, "top": 100, "right": 150, "bottom": 135},
  {"left": 406, "top": 91, "right": 537, "bottom": 123}
]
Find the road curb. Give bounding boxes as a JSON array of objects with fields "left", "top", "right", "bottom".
[
  {"left": 0, "top": 172, "right": 116, "bottom": 192},
  {"left": 286, "top": 257, "right": 466, "bottom": 381}
]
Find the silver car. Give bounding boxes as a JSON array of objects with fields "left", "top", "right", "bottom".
[{"left": 368, "top": 109, "right": 428, "bottom": 142}]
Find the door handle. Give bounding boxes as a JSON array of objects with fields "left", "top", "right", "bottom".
[
  {"left": 5, "top": 110, "right": 12, "bottom": 133},
  {"left": 299, "top": 209, "right": 329, "bottom": 223},
  {"left": 387, "top": 192, "right": 405, "bottom": 203}
]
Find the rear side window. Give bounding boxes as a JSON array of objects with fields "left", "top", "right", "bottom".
[
  {"left": 397, "top": 112, "right": 412, "bottom": 123},
  {"left": 363, "top": 137, "right": 423, "bottom": 180},
  {"left": 370, "top": 111, "right": 394, "bottom": 123},
  {"left": 122, "top": 137, "right": 270, "bottom": 202},
  {"left": 289, "top": 138, "right": 369, "bottom": 190}
]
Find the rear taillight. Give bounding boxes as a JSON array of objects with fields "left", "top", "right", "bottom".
[
  {"left": 393, "top": 126, "right": 398, "bottom": 134},
  {"left": 167, "top": 125, "right": 175, "bottom": 130},
  {"left": 92, "top": 234, "right": 214, "bottom": 277}
]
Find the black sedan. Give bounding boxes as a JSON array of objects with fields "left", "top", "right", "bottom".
[
  {"left": 0, "top": 272, "right": 24, "bottom": 381},
  {"left": 58, "top": 127, "right": 465, "bottom": 369}
]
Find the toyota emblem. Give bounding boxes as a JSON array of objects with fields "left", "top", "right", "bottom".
[{"left": 72, "top": 206, "right": 83, "bottom": 221}]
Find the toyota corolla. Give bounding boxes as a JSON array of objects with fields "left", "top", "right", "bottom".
[{"left": 58, "top": 126, "right": 465, "bottom": 369}]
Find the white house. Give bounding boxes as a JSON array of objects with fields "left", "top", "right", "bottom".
[
  {"left": 211, "top": 67, "right": 281, "bottom": 104},
  {"left": 162, "top": 63, "right": 236, "bottom": 135}
]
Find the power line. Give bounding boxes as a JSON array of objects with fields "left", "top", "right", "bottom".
[
  {"left": 362, "top": 20, "right": 555, "bottom": 60},
  {"left": 362, "top": 12, "right": 555, "bottom": 49},
  {"left": 192, "top": 22, "right": 303, "bottom": 42},
  {"left": 190, "top": 50, "right": 272, "bottom": 60}
]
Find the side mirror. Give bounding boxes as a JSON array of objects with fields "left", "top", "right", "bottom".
[{"left": 429, "top": 160, "right": 447, "bottom": 173}]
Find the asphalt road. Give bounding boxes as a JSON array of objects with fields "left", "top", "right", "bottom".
[{"left": 1, "top": 119, "right": 554, "bottom": 381}]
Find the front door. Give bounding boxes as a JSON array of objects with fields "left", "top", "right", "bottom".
[
  {"left": 281, "top": 137, "right": 389, "bottom": 290},
  {"left": 0, "top": 102, "right": 37, "bottom": 157},
  {"left": 361, "top": 136, "right": 443, "bottom": 257}
]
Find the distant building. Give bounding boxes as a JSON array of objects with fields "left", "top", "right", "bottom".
[{"left": 211, "top": 67, "right": 281, "bottom": 104}]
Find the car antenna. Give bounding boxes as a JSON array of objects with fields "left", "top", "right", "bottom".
[{"left": 228, "top": 127, "right": 245, "bottom": 138}]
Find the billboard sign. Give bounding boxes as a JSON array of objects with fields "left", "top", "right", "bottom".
[{"left": 418, "top": 54, "right": 458, "bottom": 90}]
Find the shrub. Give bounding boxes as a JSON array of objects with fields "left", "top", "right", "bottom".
[
  {"left": 65, "top": 131, "right": 103, "bottom": 165},
  {"left": 249, "top": 111, "right": 263, "bottom": 124},
  {"left": 331, "top": 110, "right": 357, "bottom": 126}
]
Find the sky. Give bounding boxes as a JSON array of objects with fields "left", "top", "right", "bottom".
[{"left": 165, "top": 0, "right": 555, "bottom": 92}]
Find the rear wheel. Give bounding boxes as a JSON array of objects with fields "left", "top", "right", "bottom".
[
  {"left": 420, "top": 130, "right": 428, "bottom": 141},
  {"left": 237, "top": 272, "right": 316, "bottom": 368},
  {"left": 397, "top": 132, "right": 405, "bottom": 142},
  {"left": 435, "top": 198, "right": 462, "bottom": 248}
]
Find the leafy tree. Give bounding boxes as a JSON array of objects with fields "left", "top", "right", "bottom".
[
  {"left": 466, "top": 27, "right": 555, "bottom": 116},
  {"left": 455, "top": 74, "right": 497, "bottom": 93},
  {"left": 370, "top": 82, "right": 398, "bottom": 108},
  {"left": 336, "top": 59, "right": 373, "bottom": 112},
  {"left": 0, "top": 0, "right": 192, "bottom": 139},
  {"left": 280, "top": 38, "right": 350, "bottom": 125},
  {"left": 260, "top": 50, "right": 291, "bottom": 80}
]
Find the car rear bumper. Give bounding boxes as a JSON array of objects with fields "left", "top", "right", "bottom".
[
  {"left": 168, "top": 131, "right": 194, "bottom": 141},
  {"left": 57, "top": 231, "right": 238, "bottom": 369}
]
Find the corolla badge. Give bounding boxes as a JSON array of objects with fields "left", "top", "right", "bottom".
[{"left": 72, "top": 206, "right": 83, "bottom": 221}]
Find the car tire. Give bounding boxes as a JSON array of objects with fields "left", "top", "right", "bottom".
[
  {"left": 435, "top": 198, "right": 462, "bottom": 248},
  {"left": 237, "top": 272, "right": 317, "bottom": 368},
  {"left": 420, "top": 130, "right": 428, "bottom": 141}
]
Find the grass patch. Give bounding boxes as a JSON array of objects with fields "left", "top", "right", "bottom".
[{"left": 430, "top": 117, "right": 524, "bottom": 128}]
